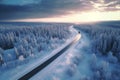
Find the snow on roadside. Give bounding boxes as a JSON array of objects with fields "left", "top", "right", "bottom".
[
  {"left": 30, "top": 31, "right": 91, "bottom": 80},
  {"left": 33, "top": 31, "right": 120, "bottom": 80},
  {"left": 0, "top": 25, "right": 79, "bottom": 80}
]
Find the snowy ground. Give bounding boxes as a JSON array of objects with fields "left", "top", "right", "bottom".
[
  {"left": 30, "top": 31, "right": 120, "bottom": 80},
  {"left": 0, "top": 25, "right": 78, "bottom": 80},
  {"left": 30, "top": 31, "right": 90, "bottom": 80}
]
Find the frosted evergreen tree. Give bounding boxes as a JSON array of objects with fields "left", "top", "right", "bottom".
[
  {"left": 14, "top": 47, "right": 19, "bottom": 59},
  {"left": 111, "top": 41, "right": 118, "bottom": 54},
  {"left": 0, "top": 47, "right": 4, "bottom": 65}
]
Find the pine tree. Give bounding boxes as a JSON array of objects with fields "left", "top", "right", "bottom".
[
  {"left": 0, "top": 47, "right": 4, "bottom": 65},
  {"left": 14, "top": 47, "right": 19, "bottom": 59}
]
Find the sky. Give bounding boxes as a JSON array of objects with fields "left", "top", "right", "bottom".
[{"left": 0, "top": 0, "right": 120, "bottom": 22}]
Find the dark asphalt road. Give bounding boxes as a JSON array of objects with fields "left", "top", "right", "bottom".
[{"left": 18, "top": 34, "right": 81, "bottom": 80}]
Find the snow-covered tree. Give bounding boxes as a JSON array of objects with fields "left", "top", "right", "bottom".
[
  {"left": 0, "top": 47, "right": 4, "bottom": 65},
  {"left": 14, "top": 47, "right": 19, "bottom": 59},
  {"left": 0, "top": 23, "right": 71, "bottom": 68}
]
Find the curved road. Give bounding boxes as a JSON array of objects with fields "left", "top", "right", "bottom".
[{"left": 19, "top": 33, "right": 81, "bottom": 80}]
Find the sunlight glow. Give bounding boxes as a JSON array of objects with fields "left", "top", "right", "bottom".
[{"left": 16, "top": 11, "right": 120, "bottom": 23}]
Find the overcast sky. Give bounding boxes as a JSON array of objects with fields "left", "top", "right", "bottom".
[{"left": 0, "top": 0, "right": 120, "bottom": 22}]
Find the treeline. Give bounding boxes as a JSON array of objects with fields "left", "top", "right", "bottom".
[{"left": 75, "top": 23, "right": 120, "bottom": 60}]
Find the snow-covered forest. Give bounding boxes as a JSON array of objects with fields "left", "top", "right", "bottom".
[
  {"left": 0, "top": 22, "right": 71, "bottom": 71},
  {"left": 73, "top": 22, "right": 120, "bottom": 80},
  {"left": 0, "top": 22, "right": 120, "bottom": 80},
  {"left": 75, "top": 22, "right": 120, "bottom": 59},
  {"left": 30, "top": 22, "right": 120, "bottom": 80}
]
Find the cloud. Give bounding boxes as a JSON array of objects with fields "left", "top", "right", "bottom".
[
  {"left": 90, "top": 0, "right": 120, "bottom": 11},
  {"left": 0, "top": 0, "right": 40, "bottom": 5},
  {"left": 0, "top": 0, "right": 120, "bottom": 20}
]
